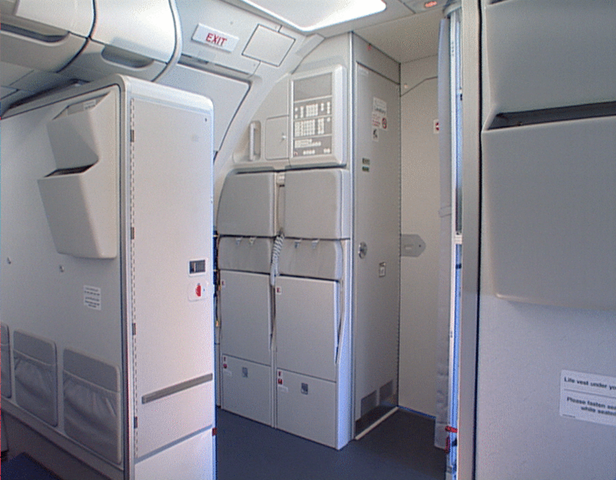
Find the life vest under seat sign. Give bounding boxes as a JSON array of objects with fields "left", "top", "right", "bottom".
[{"left": 192, "top": 24, "right": 240, "bottom": 53}]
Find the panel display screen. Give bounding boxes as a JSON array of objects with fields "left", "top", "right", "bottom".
[{"left": 292, "top": 73, "right": 334, "bottom": 158}]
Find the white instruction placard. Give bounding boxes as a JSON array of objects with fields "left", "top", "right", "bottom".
[
  {"left": 560, "top": 370, "right": 616, "bottom": 427},
  {"left": 83, "top": 285, "right": 102, "bottom": 311}
]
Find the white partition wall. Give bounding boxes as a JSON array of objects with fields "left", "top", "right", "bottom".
[
  {"left": 1, "top": 76, "right": 215, "bottom": 479},
  {"left": 475, "top": 1, "right": 616, "bottom": 478}
]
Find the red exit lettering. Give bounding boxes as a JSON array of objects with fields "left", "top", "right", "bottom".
[{"left": 206, "top": 32, "right": 228, "bottom": 47}]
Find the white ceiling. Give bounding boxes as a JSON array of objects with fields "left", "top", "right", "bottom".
[
  {"left": 227, "top": 0, "right": 444, "bottom": 65},
  {"left": 354, "top": 8, "right": 443, "bottom": 64}
]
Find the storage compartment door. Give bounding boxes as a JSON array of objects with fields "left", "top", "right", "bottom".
[
  {"left": 483, "top": 116, "right": 616, "bottom": 310},
  {"left": 276, "top": 370, "right": 336, "bottom": 448},
  {"left": 485, "top": 0, "right": 616, "bottom": 114},
  {"left": 283, "top": 168, "right": 350, "bottom": 240},
  {"left": 221, "top": 355, "right": 272, "bottom": 426},
  {"left": 135, "top": 428, "right": 214, "bottom": 480},
  {"left": 275, "top": 276, "right": 338, "bottom": 382},
  {"left": 218, "top": 237, "right": 273, "bottom": 275},
  {"left": 130, "top": 94, "right": 215, "bottom": 460},
  {"left": 219, "top": 270, "right": 271, "bottom": 365},
  {"left": 217, "top": 171, "right": 279, "bottom": 237}
]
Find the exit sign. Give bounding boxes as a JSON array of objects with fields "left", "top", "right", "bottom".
[{"left": 192, "top": 24, "right": 239, "bottom": 53}]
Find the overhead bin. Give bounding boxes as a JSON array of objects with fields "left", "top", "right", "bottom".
[
  {"left": 0, "top": 0, "right": 94, "bottom": 110},
  {"left": 0, "top": 0, "right": 178, "bottom": 113},
  {"left": 485, "top": 0, "right": 616, "bottom": 115},
  {"left": 60, "top": 0, "right": 178, "bottom": 82}
]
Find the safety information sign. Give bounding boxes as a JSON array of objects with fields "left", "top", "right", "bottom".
[
  {"left": 560, "top": 370, "right": 616, "bottom": 427},
  {"left": 84, "top": 285, "right": 102, "bottom": 310},
  {"left": 372, "top": 97, "right": 388, "bottom": 142}
]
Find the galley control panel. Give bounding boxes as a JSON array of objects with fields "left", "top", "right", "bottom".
[{"left": 290, "top": 66, "right": 346, "bottom": 166}]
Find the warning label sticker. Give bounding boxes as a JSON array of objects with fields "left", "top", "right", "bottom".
[
  {"left": 560, "top": 370, "right": 616, "bottom": 427},
  {"left": 372, "top": 97, "right": 388, "bottom": 137},
  {"left": 84, "top": 285, "right": 102, "bottom": 311}
]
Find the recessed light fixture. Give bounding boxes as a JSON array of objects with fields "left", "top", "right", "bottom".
[
  {"left": 402, "top": 0, "right": 444, "bottom": 13},
  {"left": 236, "top": 0, "right": 387, "bottom": 32}
]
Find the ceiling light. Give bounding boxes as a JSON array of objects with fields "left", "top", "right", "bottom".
[{"left": 236, "top": 0, "right": 387, "bottom": 32}]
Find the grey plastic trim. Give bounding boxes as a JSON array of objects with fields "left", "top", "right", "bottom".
[
  {"left": 141, "top": 373, "right": 213, "bottom": 404},
  {"left": 487, "top": 101, "right": 616, "bottom": 130}
]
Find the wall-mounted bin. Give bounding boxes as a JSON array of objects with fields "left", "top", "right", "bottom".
[{"left": 38, "top": 90, "right": 118, "bottom": 259}]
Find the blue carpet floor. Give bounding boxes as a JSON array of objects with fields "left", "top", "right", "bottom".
[
  {"left": 2, "top": 453, "right": 59, "bottom": 480},
  {"left": 216, "top": 408, "right": 446, "bottom": 480},
  {"left": 1, "top": 408, "right": 445, "bottom": 479}
]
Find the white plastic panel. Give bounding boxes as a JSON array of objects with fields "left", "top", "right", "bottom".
[
  {"left": 242, "top": 25, "right": 295, "bottom": 67},
  {"left": 482, "top": 117, "right": 616, "bottom": 310},
  {"left": 485, "top": 0, "right": 616, "bottom": 114},
  {"left": 219, "top": 270, "right": 271, "bottom": 365},
  {"left": 221, "top": 355, "right": 272, "bottom": 426},
  {"left": 352, "top": 57, "right": 401, "bottom": 424},
  {"left": 283, "top": 168, "right": 350, "bottom": 239},
  {"left": 279, "top": 239, "right": 344, "bottom": 280},
  {"left": 135, "top": 429, "right": 214, "bottom": 480},
  {"left": 217, "top": 172, "right": 279, "bottom": 237},
  {"left": 275, "top": 276, "right": 338, "bottom": 382},
  {"left": 218, "top": 237, "right": 273, "bottom": 274},
  {"left": 265, "top": 116, "right": 289, "bottom": 160},
  {"left": 158, "top": 63, "right": 250, "bottom": 152},
  {"left": 0, "top": 81, "right": 126, "bottom": 473},
  {"left": 276, "top": 370, "right": 336, "bottom": 448}
]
